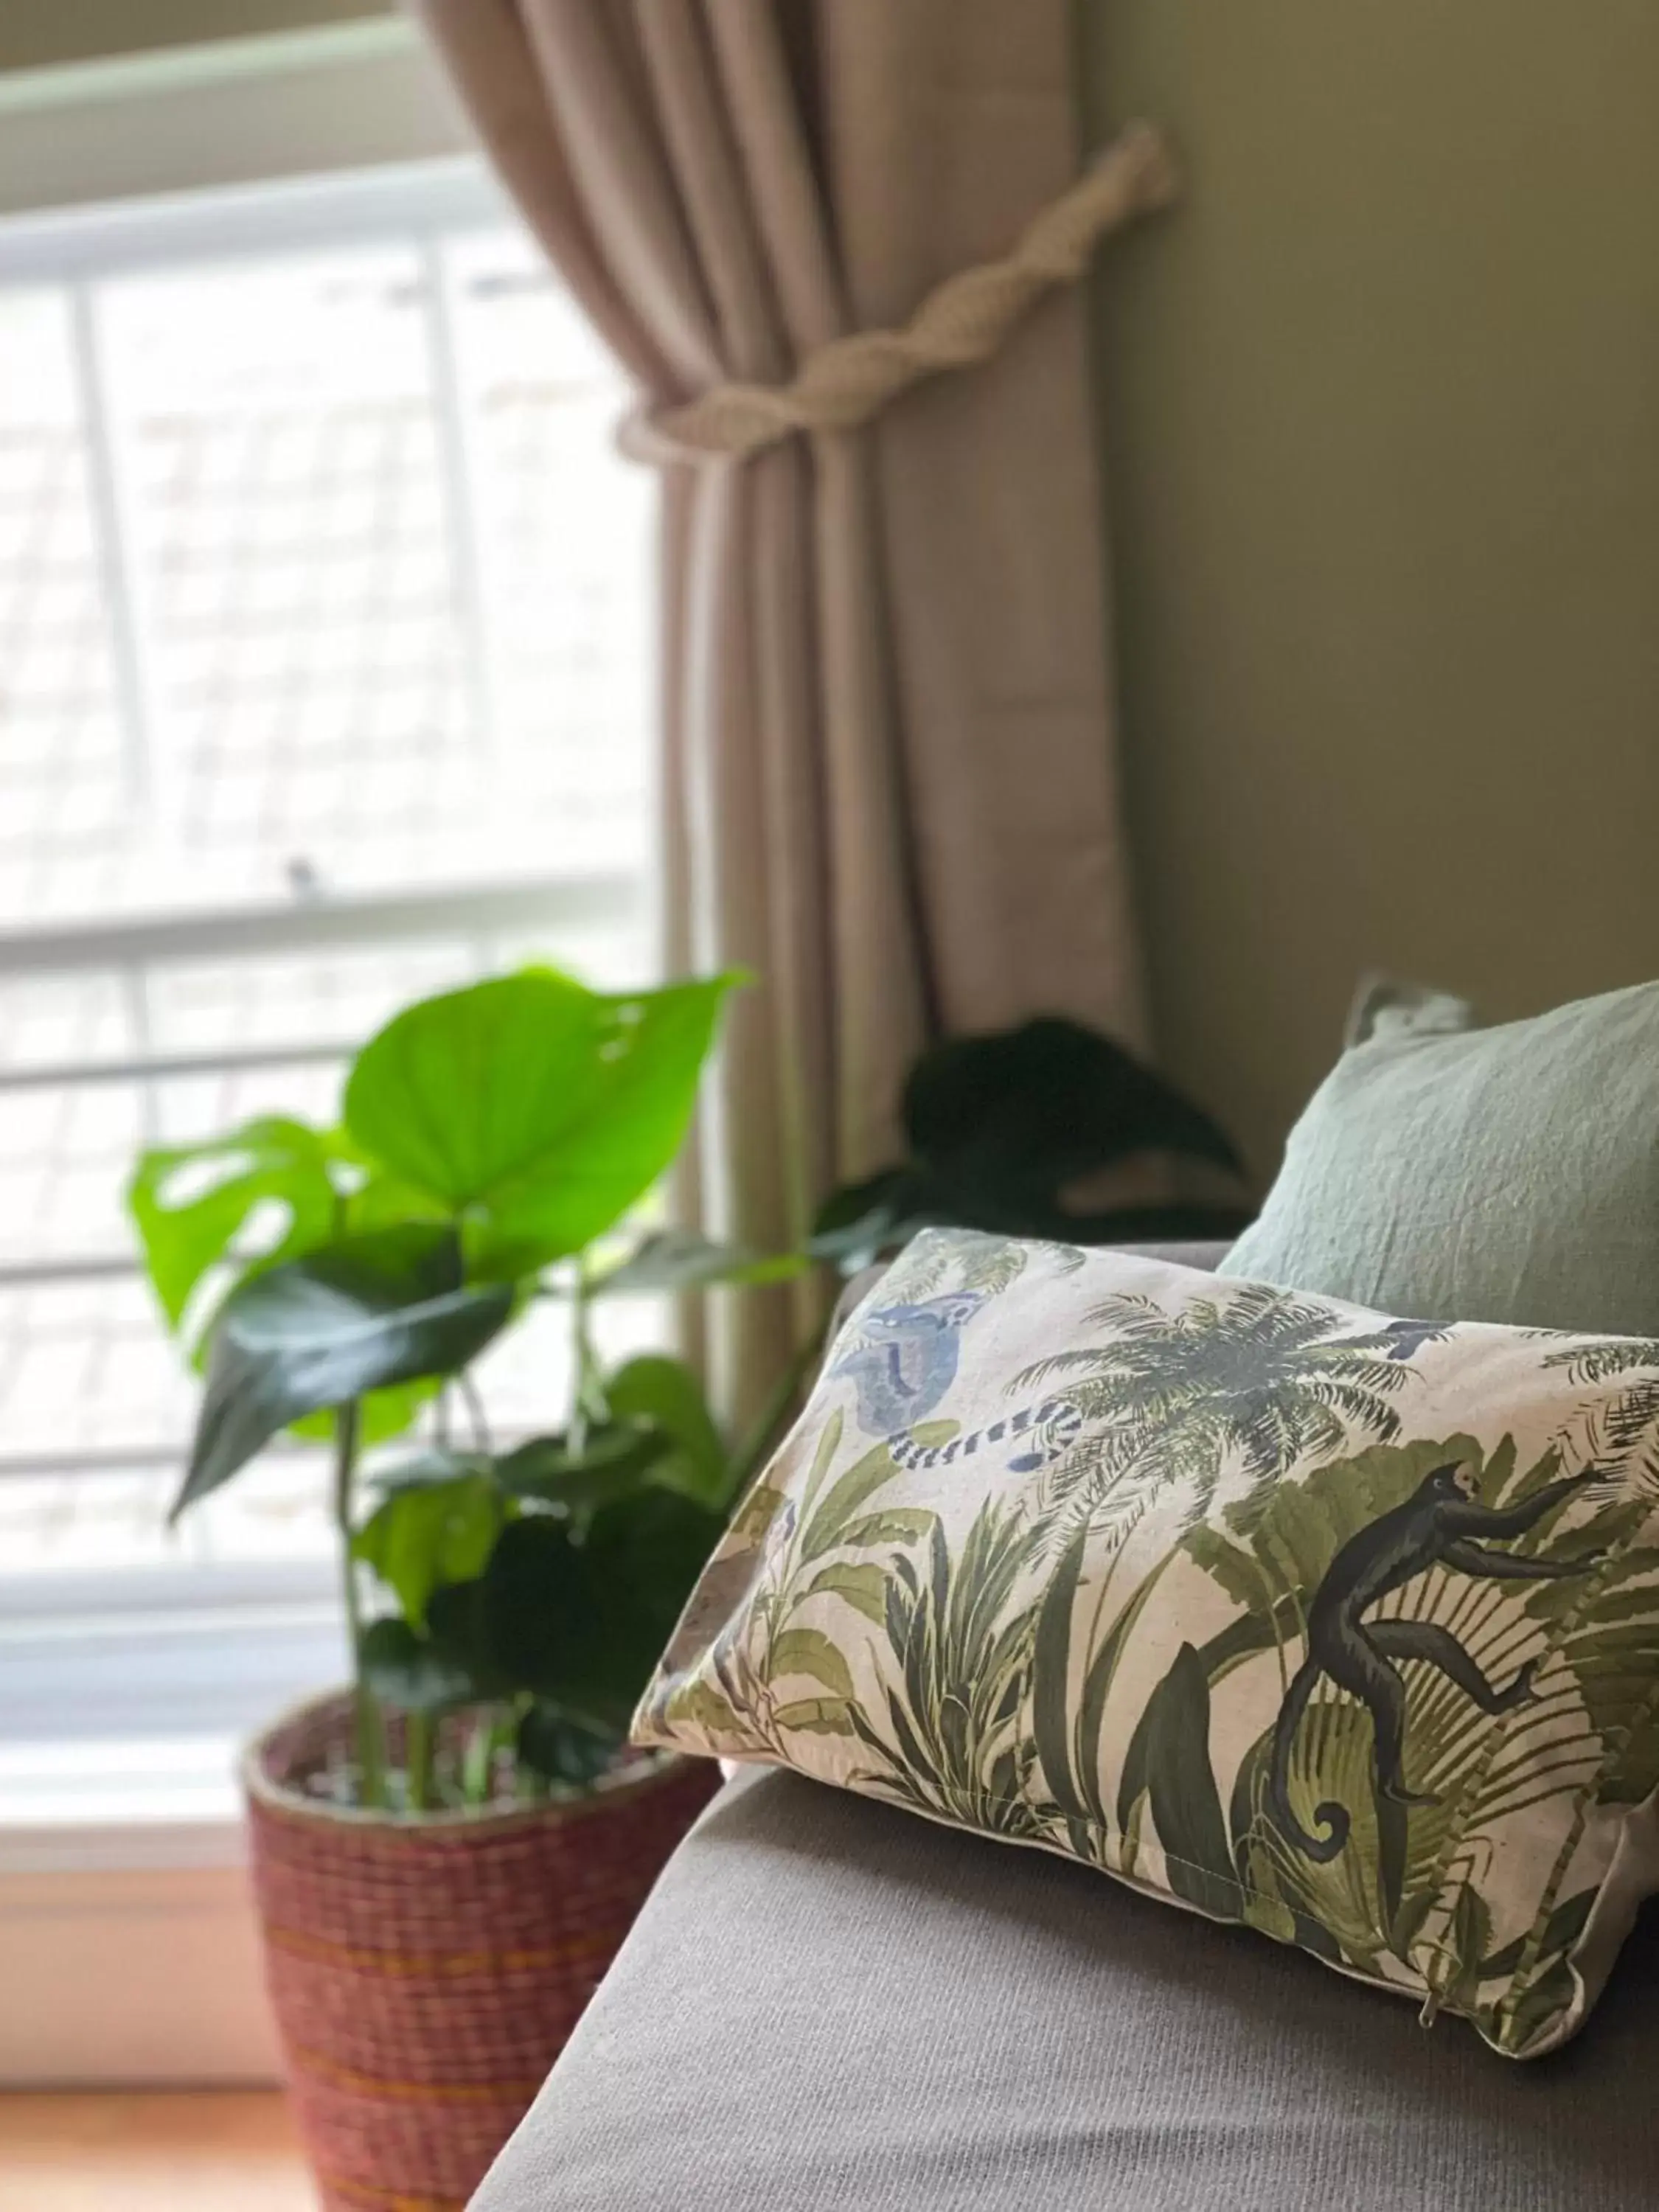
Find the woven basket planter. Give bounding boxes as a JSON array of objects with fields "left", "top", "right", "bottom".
[{"left": 245, "top": 1691, "right": 719, "bottom": 2212}]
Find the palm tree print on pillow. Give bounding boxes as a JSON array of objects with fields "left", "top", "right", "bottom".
[{"left": 636, "top": 1231, "right": 1659, "bottom": 2059}]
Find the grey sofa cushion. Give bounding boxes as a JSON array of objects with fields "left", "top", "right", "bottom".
[{"left": 470, "top": 1767, "right": 1659, "bottom": 2212}]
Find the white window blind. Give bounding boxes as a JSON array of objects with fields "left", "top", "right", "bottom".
[{"left": 0, "top": 162, "right": 657, "bottom": 1599}]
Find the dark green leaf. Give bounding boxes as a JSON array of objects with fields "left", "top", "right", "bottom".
[
  {"left": 601, "top": 1354, "right": 729, "bottom": 1506},
  {"left": 352, "top": 1464, "right": 501, "bottom": 1629},
  {"left": 1376, "top": 1787, "right": 1408, "bottom": 1932},
  {"left": 475, "top": 1488, "right": 721, "bottom": 1731},
  {"left": 1446, "top": 1884, "right": 1494, "bottom": 2013},
  {"left": 1478, "top": 1887, "right": 1598, "bottom": 1980},
  {"left": 173, "top": 1225, "right": 512, "bottom": 1520},
  {"left": 358, "top": 1616, "right": 480, "bottom": 1713},
  {"left": 1030, "top": 1530, "right": 1091, "bottom": 1823},
  {"left": 586, "top": 1228, "right": 802, "bottom": 1298},
  {"left": 342, "top": 966, "right": 742, "bottom": 1270},
  {"left": 1140, "top": 1642, "right": 1239, "bottom": 1919},
  {"left": 495, "top": 1422, "right": 672, "bottom": 1512},
  {"left": 813, "top": 1018, "right": 1251, "bottom": 1253},
  {"left": 515, "top": 1703, "right": 620, "bottom": 1787},
  {"left": 807, "top": 1170, "right": 922, "bottom": 1269},
  {"left": 128, "top": 1116, "right": 342, "bottom": 1334},
  {"left": 905, "top": 1014, "right": 1242, "bottom": 1180},
  {"left": 423, "top": 1575, "right": 515, "bottom": 1702},
  {"left": 1390, "top": 1885, "right": 1443, "bottom": 1963}
]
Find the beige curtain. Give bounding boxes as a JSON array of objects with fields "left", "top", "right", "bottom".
[{"left": 416, "top": 0, "right": 1148, "bottom": 1419}]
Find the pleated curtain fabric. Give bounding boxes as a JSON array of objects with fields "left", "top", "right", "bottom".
[{"left": 414, "top": 0, "right": 1147, "bottom": 1422}]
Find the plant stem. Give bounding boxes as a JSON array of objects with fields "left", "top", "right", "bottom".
[
  {"left": 569, "top": 1259, "right": 602, "bottom": 1444},
  {"left": 333, "top": 1400, "right": 386, "bottom": 1808},
  {"left": 459, "top": 1368, "right": 493, "bottom": 1455},
  {"left": 462, "top": 1711, "right": 493, "bottom": 1806},
  {"left": 405, "top": 1708, "right": 433, "bottom": 1813},
  {"left": 462, "top": 1705, "right": 515, "bottom": 1807}
]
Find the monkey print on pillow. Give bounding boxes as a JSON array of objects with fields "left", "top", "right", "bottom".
[{"left": 638, "top": 1231, "right": 1659, "bottom": 2059}]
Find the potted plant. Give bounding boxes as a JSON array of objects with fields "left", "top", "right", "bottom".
[
  {"left": 813, "top": 1014, "right": 1253, "bottom": 1267},
  {"left": 128, "top": 964, "right": 800, "bottom": 2212}
]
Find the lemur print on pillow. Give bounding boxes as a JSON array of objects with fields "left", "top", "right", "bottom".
[{"left": 636, "top": 1232, "right": 1659, "bottom": 2058}]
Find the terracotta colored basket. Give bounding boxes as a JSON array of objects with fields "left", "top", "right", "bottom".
[{"left": 245, "top": 1692, "right": 719, "bottom": 2212}]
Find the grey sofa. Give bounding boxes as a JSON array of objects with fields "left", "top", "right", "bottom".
[{"left": 470, "top": 1245, "right": 1659, "bottom": 2211}]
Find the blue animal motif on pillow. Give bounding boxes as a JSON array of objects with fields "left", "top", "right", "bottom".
[{"left": 828, "top": 1292, "right": 985, "bottom": 1435}]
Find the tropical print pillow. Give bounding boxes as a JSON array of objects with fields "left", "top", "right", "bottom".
[{"left": 636, "top": 1232, "right": 1659, "bottom": 2058}]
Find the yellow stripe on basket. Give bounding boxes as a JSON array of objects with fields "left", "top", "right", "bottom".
[
  {"left": 291, "top": 2043, "right": 545, "bottom": 2105},
  {"left": 266, "top": 1922, "right": 619, "bottom": 1978},
  {"left": 320, "top": 2174, "right": 467, "bottom": 2212}
]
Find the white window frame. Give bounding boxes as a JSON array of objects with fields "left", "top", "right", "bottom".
[
  {"left": 0, "top": 27, "right": 656, "bottom": 2080},
  {"left": 0, "top": 154, "right": 642, "bottom": 1602}
]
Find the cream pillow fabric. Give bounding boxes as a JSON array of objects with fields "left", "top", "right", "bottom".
[{"left": 637, "top": 1231, "right": 1659, "bottom": 2057}]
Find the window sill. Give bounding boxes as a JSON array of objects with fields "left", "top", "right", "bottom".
[
  {"left": 0, "top": 1848, "right": 285, "bottom": 2087},
  {"left": 0, "top": 1571, "right": 345, "bottom": 2084},
  {"left": 0, "top": 1742, "right": 287, "bottom": 2087},
  {"left": 0, "top": 1734, "right": 247, "bottom": 1874}
]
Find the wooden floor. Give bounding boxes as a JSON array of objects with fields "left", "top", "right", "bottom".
[{"left": 0, "top": 2092, "right": 317, "bottom": 2211}]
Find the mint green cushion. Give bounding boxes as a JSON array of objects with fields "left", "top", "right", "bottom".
[{"left": 1220, "top": 977, "right": 1659, "bottom": 1334}]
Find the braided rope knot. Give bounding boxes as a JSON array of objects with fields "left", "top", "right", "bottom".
[{"left": 619, "top": 119, "right": 1178, "bottom": 466}]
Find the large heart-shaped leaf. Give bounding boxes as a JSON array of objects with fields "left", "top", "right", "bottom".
[
  {"left": 344, "top": 969, "right": 599, "bottom": 1208},
  {"left": 341, "top": 967, "right": 742, "bottom": 1271},
  {"left": 174, "top": 1225, "right": 512, "bottom": 1520},
  {"left": 128, "top": 1116, "right": 344, "bottom": 1334}
]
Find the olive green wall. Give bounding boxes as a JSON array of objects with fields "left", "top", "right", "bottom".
[
  {"left": 1083, "top": 3, "right": 1659, "bottom": 1179},
  {"left": 0, "top": 0, "right": 391, "bottom": 74}
]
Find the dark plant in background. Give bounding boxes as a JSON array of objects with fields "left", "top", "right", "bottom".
[
  {"left": 128, "top": 965, "right": 802, "bottom": 1811},
  {"left": 813, "top": 1015, "right": 1252, "bottom": 1269}
]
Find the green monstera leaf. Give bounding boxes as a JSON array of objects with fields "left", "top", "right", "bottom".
[
  {"left": 128, "top": 1116, "right": 345, "bottom": 1335},
  {"left": 341, "top": 967, "right": 742, "bottom": 1274},
  {"left": 175, "top": 1225, "right": 512, "bottom": 1520}
]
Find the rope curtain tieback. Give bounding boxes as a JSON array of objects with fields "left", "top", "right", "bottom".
[{"left": 618, "top": 119, "right": 1178, "bottom": 467}]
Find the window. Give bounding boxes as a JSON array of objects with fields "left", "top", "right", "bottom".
[{"left": 0, "top": 164, "right": 656, "bottom": 1666}]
